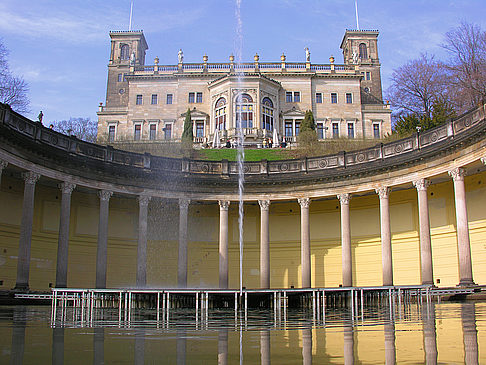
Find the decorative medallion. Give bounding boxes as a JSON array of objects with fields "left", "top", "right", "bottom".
[
  {"left": 202, "top": 164, "right": 209, "bottom": 172},
  {"left": 430, "top": 132, "right": 438, "bottom": 142},
  {"left": 243, "top": 165, "right": 250, "bottom": 173},
  {"left": 119, "top": 88, "right": 125, "bottom": 94},
  {"left": 18, "top": 121, "right": 25, "bottom": 131},
  {"left": 50, "top": 135, "right": 58, "bottom": 145},
  {"left": 318, "top": 159, "right": 328, "bottom": 168},
  {"left": 357, "top": 153, "right": 366, "bottom": 162},
  {"left": 395, "top": 144, "right": 403, "bottom": 153},
  {"left": 280, "top": 163, "right": 289, "bottom": 171}
]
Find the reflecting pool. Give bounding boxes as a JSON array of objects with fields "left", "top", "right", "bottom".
[{"left": 1, "top": 302, "right": 485, "bottom": 364}]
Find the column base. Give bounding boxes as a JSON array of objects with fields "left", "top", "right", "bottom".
[
  {"left": 55, "top": 284, "right": 67, "bottom": 289},
  {"left": 457, "top": 280, "right": 477, "bottom": 287},
  {"left": 13, "top": 284, "right": 29, "bottom": 292},
  {"left": 421, "top": 281, "right": 435, "bottom": 286}
]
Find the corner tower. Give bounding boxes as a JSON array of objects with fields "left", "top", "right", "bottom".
[
  {"left": 105, "top": 31, "right": 148, "bottom": 108},
  {"left": 340, "top": 30, "right": 383, "bottom": 103}
]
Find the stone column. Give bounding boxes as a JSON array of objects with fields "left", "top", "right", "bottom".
[
  {"left": 177, "top": 198, "right": 190, "bottom": 288},
  {"left": 376, "top": 187, "right": 393, "bottom": 286},
  {"left": 448, "top": 168, "right": 475, "bottom": 286},
  {"left": 343, "top": 325, "right": 354, "bottom": 365},
  {"left": 413, "top": 179, "right": 434, "bottom": 285},
  {"left": 298, "top": 198, "right": 311, "bottom": 288},
  {"left": 218, "top": 329, "right": 228, "bottom": 365},
  {"left": 15, "top": 171, "right": 40, "bottom": 290},
  {"left": 302, "top": 328, "right": 312, "bottom": 365},
  {"left": 0, "top": 159, "right": 7, "bottom": 185},
  {"left": 55, "top": 182, "right": 76, "bottom": 288},
  {"left": 258, "top": 199, "right": 270, "bottom": 289},
  {"left": 136, "top": 195, "right": 151, "bottom": 288},
  {"left": 219, "top": 200, "right": 230, "bottom": 289},
  {"left": 338, "top": 194, "right": 352, "bottom": 287},
  {"left": 384, "top": 323, "right": 396, "bottom": 365},
  {"left": 96, "top": 190, "right": 112, "bottom": 289}
]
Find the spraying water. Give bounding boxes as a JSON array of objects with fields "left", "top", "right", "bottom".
[{"left": 235, "top": 0, "right": 245, "bottom": 297}]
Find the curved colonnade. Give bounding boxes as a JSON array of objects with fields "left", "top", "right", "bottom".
[{"left": 0, "top": 103, "right": 486, "bottom": 290}]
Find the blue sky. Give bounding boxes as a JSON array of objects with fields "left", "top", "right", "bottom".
[{"left": 1, "top": 0, "right": 485, "bottom": 123}]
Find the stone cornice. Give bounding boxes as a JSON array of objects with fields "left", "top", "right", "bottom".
[{"left": 0, "top": 103, "right": 485, "bottom": 201}]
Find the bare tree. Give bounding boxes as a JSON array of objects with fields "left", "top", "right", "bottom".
[
  {"left": 0, "top": 74, "right": 29, "bottom": 113},
  {"left": 386, "top": 54, "right": 449, "bottom": 118},
  {"left": 51, "top": 117, "right": 98, "bottom": 142},
  {"left": 0, "top": 39, "right": 30, "bottom": 114},
  {"left": 443, "top": 21, "right": 486, "bottom": 112}
]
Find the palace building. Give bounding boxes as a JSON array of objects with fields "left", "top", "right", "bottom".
[{"left": 96, "top": 29, "right": 391, "bottom": 147}]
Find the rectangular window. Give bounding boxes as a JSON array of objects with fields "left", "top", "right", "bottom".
[
  {"left": 285, "top": 121, "right": 293, "bottom": 136},
  {"left": 151, "top": 94, "right": 158, "bottom": 105},
  {"left": 286, "top": 92, "right": 292, "bottom": 103},
  {"left": 108, "top": 125, "right": 116, "bottom": 142},
  {"left": 117, "top": 73, "right": 123, "bottom": 82},
  {"left": 295, "top": 121, "right": 301, "bottom": 136},
  {"left": 373, "top": 124, "right": 380, "bottom": 139},
  {"left": 366, "top": 71, "right": 371, "bottom": 81},
  {"left": 332, "top": 122, "right": 339, "bottom": 138},
  {"left": 331, "top": 93, "right": 338, "bottom": 104},
  {"left": 196, "top": 122, "right": 204, "bottom": 137},
  {"left": 346, "top": 93, "right": 353, "bottom": 104},
  {"left": 316, "top": 93, "right": 322, "bottom": 104},
  {"left": 347, "top": 123, "right": 354, "bottom": 139},
  {"left": 134, "top": 124, "right": 141, "bottom": 141},
  {"left": 166, "top": 94, "right": 173, "bottom": 104},
  {"left": 293, "top": 92, "right": 300, "bottom": 103},
  {"left": 149, "top": 124, "right": 157, "bottom": 140},
  {"left": 196, "top": 92, "right": 203, "bottom": 103},
  {"left": 164, "top": 124, "right": 172, "bottom": 140},
  {"left": 188, "top": 92, "right": 195, "bottom": 103},
  {"left": 136, "top": 95, "right": 142, "bottom": 105},
  {"left": 317, "top": 123, "right": 324, "bottom": 139}
]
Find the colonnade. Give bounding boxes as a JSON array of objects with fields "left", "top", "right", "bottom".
[{"left": 0, "top": 157, "right": 483, "bottom": 291}]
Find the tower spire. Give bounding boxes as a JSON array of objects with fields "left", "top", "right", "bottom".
[
  {"left": 129, "top": 1, "right": 134, "bottom": 31},
  {"left": 355, "top": 0, "right": 360, "bottom": 30}
]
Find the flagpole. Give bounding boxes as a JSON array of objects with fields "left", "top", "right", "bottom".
[{"left": 355, "top": 0, "right": 359, "bottom": 30}]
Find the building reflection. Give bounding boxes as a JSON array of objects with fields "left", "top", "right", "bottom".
[
  {"left": 134, "top": 328, "right": 145, "bottom": 365},
  {"left": 461, "top": 302, "right": 479, "bottom": 364},
  {"left": 52, "top": 327, "right": 64, "bottom": 365},
  {"left": 421, "top": 302, "right": 437, "bottom": 364},
  {"left": 344, "top": 324, "right": 354, "bottom": 364},
  {"left": 177, "top": 330, "right": 187, "bottom": 365},
  {"left": 260, "top": 330, "right": 270, "bottom": 365},
  {"left": 302, "top": 328, "right": 312, "bottom": 365},
  {"left": 384, "top": 322, "right": 396, "bottom": 364},
  {"left": 218, "top": 329, "right": 228, "bottom": 365},
  {"left": 10, "top": 307, "right": 26, "bottom": 365},
  {"left": 93, "top": 327, "right": 104, "bottom": 365}
]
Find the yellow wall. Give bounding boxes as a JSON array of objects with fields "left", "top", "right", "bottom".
[{"left": 0, "top": 171, "right": 486, "bottom": 290}]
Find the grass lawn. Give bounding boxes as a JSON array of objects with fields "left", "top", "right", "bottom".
[{"left": 196, "top": 148, "right": 295, "bottom": 161}]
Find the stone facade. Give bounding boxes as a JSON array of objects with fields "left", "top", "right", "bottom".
[{"left": 97, "top": 30, "right": 391, "bottom": 146}]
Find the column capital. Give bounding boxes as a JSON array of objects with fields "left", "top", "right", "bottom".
[
  {"left": 0, "top": 160, "right": 7, "bottom": 170},
  {"left": 413, "top": 178, "right": 431, "bottom": 191},
  {"left": 178, "top": 198, "right": 191, "bottom": 209},
  {"left": 375, "top": 186, "right": 391, "bottom": 199},
  {"left": 98, "top": 189, "right": 113, "bottom": 201},
  {"left": 449, "top": 167, "right": 466, "bottom": 181},
  {"left": 481, "top": 156, "right": 486, "bottom": 165},
  {"left": 138, "top": 195, "right": 151, "bottom": 207},
  {"left": 337, "top": 193, "right": 351, "bottom": 205},
  {"left": 297, "top": 197, "right": 310, "bottom": 208},
  {"left": 58, "top": 182, "right": 76, "bottom": 195},
  {"left": 258, "top": 199, "right": 271, "bottom": 211},
  {"left": 219, "top": 200, "right": 230, "bottom": 211},
  {"left": 22, "top": 171, "right": 40, "bottom": 185}
]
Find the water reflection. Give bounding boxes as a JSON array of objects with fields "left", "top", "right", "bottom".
[{"left": 1, "top": 302, "right": 485, "bottom": 363}]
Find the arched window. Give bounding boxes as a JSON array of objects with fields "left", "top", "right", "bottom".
[
  {"left": 236, "top": 93, "right": 253, "bottom": 129},
  {"left": 262, "top": 97, "right": 274, "bottom": 131},
  {"left": 120, "top": 44, "right": 130, "bottom": 60},
  {"left": 215, "top": 97, "right": 227, "bottom": 130},
  {"left": 359, "top": 43, "right": 368, "bottom": 59}
]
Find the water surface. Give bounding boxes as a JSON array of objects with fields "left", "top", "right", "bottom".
[{"left": 1, "top": 302, "right": 485, "bottom": 364}]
